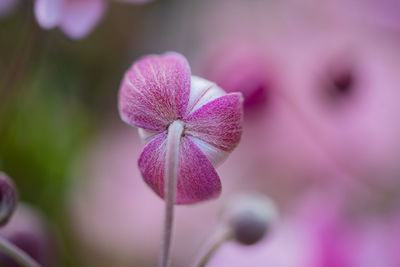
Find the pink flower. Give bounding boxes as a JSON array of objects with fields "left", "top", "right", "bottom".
[
  {"left": 118, "top": 52, "right": 243, "bottom": 204},
  {"left": 208, "top": 189, "right": 400, "bottom": 267},
  {"left": 207, "top": 220, "right": 315, "bottom": 267},
  {"left": 34, "top": 0, "right": 107, "bottom": 39},
  {"left": 68, "top": 128, "right": 227, "bottom": 266},
  {"left": 34, "top": 0, "right": 148, "bottom": 40},
  {"left": 199, "top": 41, "right": 271, "bottom": 113}
]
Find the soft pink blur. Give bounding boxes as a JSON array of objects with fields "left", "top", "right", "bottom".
[
  {"left": 68, "top": 122, "right": 284, "bottom": 266},
  {"left": 193, "top": 0, "right": 400, "bottom": 191},
  {"left": 69, "top": 0, "right": 400, "bottom": 266},
  {"left": 209, "top": 188, "right": 400, "bottom": 267}
]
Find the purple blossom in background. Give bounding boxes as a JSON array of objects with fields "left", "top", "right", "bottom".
[
  {"left": 209, "top": 188, "right": 400, "bottom": 267},
  {"left": 34, "top": 0, "right": 107, "bottom": 39},
  {"left": 0, "top": 0, "right": 18, "bottom": 18},
  {"left": 34, "top": 0, "right": 149, "bottom": 39},
  {"left": 118, "top": 52, "right": 243, "bottom": 204},
  {"left": 200, "top": 42, "right": 271, "bottom": 113}
]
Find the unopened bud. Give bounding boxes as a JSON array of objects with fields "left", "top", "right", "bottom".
[
  {"left": 0, "top": 204, "right": 57, "bottom": 267},
  {"left": 0, "top": 172, "right": 18, "bottom": 226},
  {"left": 222, "top": 193, "right": 278, "bottom": 245}
]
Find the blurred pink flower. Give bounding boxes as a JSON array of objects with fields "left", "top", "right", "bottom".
[
  {"left": 199, "top": 41, "right": 271, "bottom": 113},
  {"left": 296, "top": 190, "right": 400, "bottom": 267},
  {"left": 34, "top": 0, "right": 149, "bottom": 39},
  {"left": 189, "top": 0, "right": 400, "bottom": 194},
  {"left": 0, "top": 204, "right": 56, "bottom": 267},
  {"left": 290, "top": 34, "right": 400, "bottom": 187},
  {"left": 34, "top": 0, "right": 107, "bottom": 39},
  {"left": 118, "top": 52, "right": 243, "bottom": 204},
  {"left": 207, "top": 220, "right": 314, "bottom": 267},
  {"left": 209, "top": 189, "right": 400, "bottom": 267}
]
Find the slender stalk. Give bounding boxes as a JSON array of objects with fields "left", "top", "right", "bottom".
[
  {"left": 193, "top": 226, "right": 233, "bottom": 267},
  {"left": 0, "top": 236, "right": 41, "bottom": 267},
  {"left": 158, "top": 120, "right": 184, "bottom": 267}
]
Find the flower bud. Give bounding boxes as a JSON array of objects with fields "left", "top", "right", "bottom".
[
  {"left": 0, "top": 172, "right": 18, "bottom": 226},
  {"left": 0, "top": 204, "right": 57, "bottom": 267},
  {"left": 222, "top": 193, "right": 278, "bottom": 245}
]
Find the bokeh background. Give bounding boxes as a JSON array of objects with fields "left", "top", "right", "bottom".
[{"left": 1, "top": 0, "right": 400, "bottom": 266}]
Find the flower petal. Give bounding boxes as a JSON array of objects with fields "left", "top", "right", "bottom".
[
  {"left": 119, "top": 52, "right": 191, "bottom": 131},
  {"left": 176, "top": 137, "right": 222, "bottom": 204},
  {"left": 59, "top": 0, "right": 106, "bottom": 40},
  {"left": 186, "top": 136, "right": 229, "bottom": 167},
  {"left": 185, "top": 92, "right": 243, "bottom": 153},
  {"left": 34, "top": 0, "right": 62, "bottom": 29},
  {"left": 185, "top": 76, "right": 226, "bottom": 116},
  {"left": 138, "top": 134, "right": 221, "bottom": 204},
  {"left": 138, "top": 133, "right": 167, "bottom": 201}
]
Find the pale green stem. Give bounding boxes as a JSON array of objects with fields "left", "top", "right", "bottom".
[
  {"left": 193, "top": 226, "right": 233, "bottom": 267},
  {"left": 158, "top": 120, "right": 184, "bottom": 267}
]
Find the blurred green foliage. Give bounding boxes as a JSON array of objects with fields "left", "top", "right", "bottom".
[
  {"left": 0, "top": 71, "right": 94, "bottom": 219},
  {"left": 0, "top": 1, "right": 169, "bottom": 265},
  {"left": 0, "top": 0, "right": 154, "bottom": 220}
]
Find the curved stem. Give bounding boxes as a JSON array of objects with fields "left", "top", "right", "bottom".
[
  {"left": 158, "top": 120, "right": 184, "bottom": 267},
  {"left": 0, "top": 236, "right": 41, "bottom": 267},
  {"left": 193, "top": 226, "right": 233, "bottom": 267}
]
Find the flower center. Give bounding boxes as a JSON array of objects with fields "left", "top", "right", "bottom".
[{"left": 169, "top": 120, "right": 185, "bottom": 136}]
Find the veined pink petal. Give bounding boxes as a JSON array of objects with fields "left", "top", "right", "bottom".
[
  {"left": 138, "top": 133, "right": 167, "bottom": 201},
  {"left": 59, "top": 0, "right": 106, "bottom": 40},
  {"left": 119, "top": 52, "right": 191, "bottom": 131},
  {"left": 186, "top": 136, "right": 229, "bottom": 167},
  {"left": 34, "top": 0, "right": 62, "bottom": 29},
  {"left": 138, "top": 133, "right": 221, "bottom": 204},
  {"left": 176, "top": 137, "right": 221, "bottom": 204},
  {"left": 185, "top": 93, "right": 243, "bottom": 153}
]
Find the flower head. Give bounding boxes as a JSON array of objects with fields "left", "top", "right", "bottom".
[
  {"left": 200, "top": 42, "right": 271, "bottom": 112},
  {"left": 119, "top": 52, "right": 243, "bottom": 204}
]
